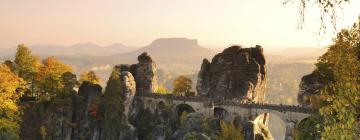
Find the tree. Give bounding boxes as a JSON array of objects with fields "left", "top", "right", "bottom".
[
  {"left": 14, "top": 44, "right": 40, "bottom": 96},
  {"left": 155, "top": 85, "right": 169, "bottom": 94},
  {"left": 317, "top": 19, "right": 360, "bottom": 138},
  {"left": 79, "top": 70, "right": 100, "bottom": 84},
  {"left": 173, "top": 75, "right": 193, "bottom": 96},
  {"left": 101, "top": 69, "right": 126, "bottom": 140},
  {"left": 14, "top": 44, "right": 39, "bottom": 79},
  {"left": 300, "top": 17, "right": 360, "bottom": 139},
  {"left": 37, "top": 57, "right": 73, "bottom": 95},
  {"left": 0, "top": 64, "right": 25, "bottom": 139},
  {"left": 61, "top": 72, "right": 78, "bottom": 97}
]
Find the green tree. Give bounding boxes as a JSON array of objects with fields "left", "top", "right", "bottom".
[
  {"left": 61, "top": 72, "right": 78, "bottom": 97},
  {"left": 37, "top": 57, "right": 73, "bottom": 95},
  {"left": 79, "top": 70, "right": 100, "bottom": 84},
  {"left": 14, "top": 44, "right": 40, "bottom": 96},
  {"left": 14, "top": 44, "right": 39, "bottom": 79},
  {"left": 0, "top": 64, "right": 25, "bottom": 139},
  {"left": 300, "top": 17, "right": 360, "bottom": 139},
  {"left": 317, "top": 21, "right": 360, "bottom": 138},
  {"left": 101, "top": 69, "right": 125, "bottom": 140},
  {"left": 173, "top": 75, "right": 192, "bottom": 96}
]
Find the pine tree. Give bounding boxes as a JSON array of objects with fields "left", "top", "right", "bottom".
[{"left": 101, "top": 69, "right": 125, "bottom": 140}]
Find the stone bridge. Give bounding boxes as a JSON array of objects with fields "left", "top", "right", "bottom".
[{"left": 135, "top": 92, "right": 316, "bottom": 140}]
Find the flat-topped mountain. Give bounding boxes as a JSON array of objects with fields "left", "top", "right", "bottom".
[
  {"left": 132, "top": 38, "right": 214, "bottom": 58},
  {"left": 100, "top": 38, "right": 215, "bottom": 73}
]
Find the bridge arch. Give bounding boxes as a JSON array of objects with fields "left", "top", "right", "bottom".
[
  {"left": 213, "top": 107, "right": 230, "bottom": 121},
  {"left": 175, "top": 103, "right": 195, "bottom": 117},
  {"left": 156, "top": 101, "right": 166, "bottom": 110},
  {"left": 173, "top": 103, "right": 196, "bottom": 129}
]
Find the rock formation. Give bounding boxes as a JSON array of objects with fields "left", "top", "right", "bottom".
[
  {"left": 20, "top": 98, "right": 74, "bottom": 140},
  {"left": 119, "top": 71, "right": 136, "bottom": 119},
  {"left": 298, "top": 71, "right": 326, "bottom": 107},
  {"left": 115, "top": 52, "right": 157, "bottom": 95},
  {"left": 197, "top": 45, "right": 266, "bottom": 102},
  {"left": 73, "top": 81, "right": 102, "bottom": 140},
  {"left": 134, "top": 52, "right": 157, "bottom": 94},
  {"left": 171, "top": 113, "right": 212, "bottom": 140}
]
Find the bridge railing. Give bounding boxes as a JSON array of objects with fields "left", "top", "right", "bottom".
[{"left": 136, "top": 92, "right": 316, "bottom": 114}]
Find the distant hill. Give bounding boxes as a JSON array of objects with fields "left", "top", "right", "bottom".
[
  {"left": 0, "top": 43, "right": 138, "bottom": 57},
  {"left": 99, "top": 38, "right": 215, "bottom": 73}
]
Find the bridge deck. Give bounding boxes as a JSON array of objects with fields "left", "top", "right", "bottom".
[{"left": 136, "top": 92, "right": 316, "bottom": 114}]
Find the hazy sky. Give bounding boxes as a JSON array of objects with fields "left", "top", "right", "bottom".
[{"left": 1, "top": 0, "right": 360, "bottom": 48}]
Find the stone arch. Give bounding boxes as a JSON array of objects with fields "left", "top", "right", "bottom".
[
  {"left": 175, "top": 103, "right": 195, "bottom": 118},
  {"left": 254, "top": 112, "right": 286, "bottom": 140},
  {"left": 213, "top": 107, "right": 230, "bottom": 121},
  {"left": 294, "top": 116, "right": 314, "bottom": 136},
  {"left": 156, "top": 101, "right": 166, "bottom": 110},
  {"left": 296, "top": 117, "right": 310, "bottom": 126},
  {"left": 172, "top": 103, "right": 196, "bottom": 130}
]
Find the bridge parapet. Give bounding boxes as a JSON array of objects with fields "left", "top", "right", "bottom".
[{"left": 136, "top": 92, "right": 316, "bottom": 114}]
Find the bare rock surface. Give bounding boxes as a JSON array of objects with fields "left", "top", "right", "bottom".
[
  {"left": 119, "top": 71, "right": 136, "bottom": 119},
  {"left": 298, "top": 71, "right": 326, "bottom": 107},
  {"left": 116, "top": 52, "right": 157, "bottom": 95},
  {"left": 197, "top": 45, "right": 266, "bottom": 102}
]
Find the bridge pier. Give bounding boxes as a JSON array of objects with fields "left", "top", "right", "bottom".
[{"left": 285, "top": 121, "right": 296, "bottom": 140}]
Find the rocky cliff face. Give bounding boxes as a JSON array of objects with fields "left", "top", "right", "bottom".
[
  {"left": 119, "top": 71, "right": 136, "bottom": 120},
  {"left": 20, "top": 98, "right": 74, "bottom": 140},
  {"left": 197, "top": 45, "right": 266, "bottom": 103},
  {"left": 115, "top": 52, "right": 157, "bottom": 94},
  {"left": 73, "top": 81, "right": 102, "bottom": 140},
  {"left": 298, "top": 71, "right": 326, "bottom": 107},
  {"left": 134, "top": 52, "right": 157, "bottom": 94}
]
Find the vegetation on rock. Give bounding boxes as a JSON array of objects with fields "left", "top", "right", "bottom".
[
  {"left": 80, "top": 70, "right": 101, "bottom": 84},
  {"left": 297, "top": 17, "right": 360, "bottom": 139},
  {"left": 101, "top": 69, "right": 126, "bottom": 140},
  {"left": 0, "top": 64, "right": 24, "bottom": 140},
  {"left": 216, "top": 120, "right": 244, "bottom": 140},
  {"left": 173, "top": 75, "right": 193, "bottom": 96}
]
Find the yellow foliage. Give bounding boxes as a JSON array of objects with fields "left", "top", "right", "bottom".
[
  {"left": 179, "top": 111, "right": 188, "bottom": 125},
  {"left": 217, "top": 120, "right": 244, "bottom": 140},
  {"left": 173, "top": 75, "right": 192, "bottom": 96},
  {"left": 79, "top": 70, "right": 100, "bottom": 84},
  {"left": 0, "top": 64, "right": 24, "bottom": 138},
  {"left": 37, "top": 56, "right": 73, "bottom": 95},
  {"left": 155, "top": 85, "right": 169, "bottom": 94},
  {"left": 39, "top": 125, "right": 47, "bottom": 140}
]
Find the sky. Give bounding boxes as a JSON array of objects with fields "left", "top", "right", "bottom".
[{"left": 0, "top": 0, "right": 360, "bottom": 49}]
